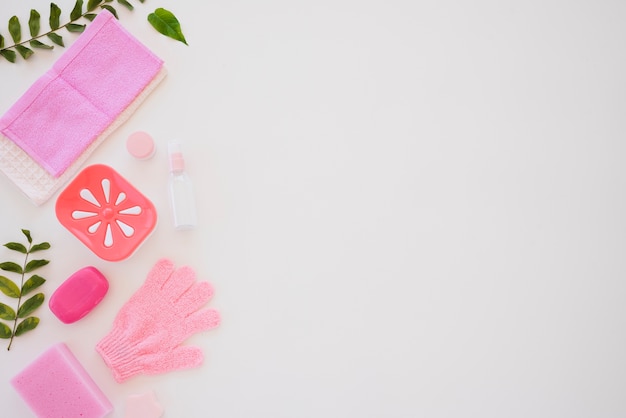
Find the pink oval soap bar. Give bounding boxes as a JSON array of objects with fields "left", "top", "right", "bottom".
[{"left": 49, "top": 267, "right": 109, "bottom": 324}]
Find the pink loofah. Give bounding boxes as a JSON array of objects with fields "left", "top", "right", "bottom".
[
  {"left": 12, "top": 343, "right": 113, "bottom": 418},
  {"left": 96, "top": 258, "right": 220, "bottom": 382}
]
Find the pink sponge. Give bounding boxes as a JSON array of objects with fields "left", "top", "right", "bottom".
[{"left": 11, "top": 343, "right": 113, "bottom": 418}]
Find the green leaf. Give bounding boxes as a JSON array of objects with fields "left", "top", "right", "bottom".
[
  {"left": 0, "top": 303, "right": 16, "bottom": 321},
  {"left": 87, "top": 0, "right": 103, "bottom": 12},
  {"left": 0, "top": 49, "right": 17, "bottom": 63},
  {"left": 15, "top": 45, "right": 34, "bottom": 60},
  {"left": 0, "top": 322, "right": 11, "bottom": 339},
  {"left": 30, "top": 242, "right": 50, "bottom": 252},
  {"left": 71, "top": 0, "right": 84, "bottom": 21},
  {"left": 21, "top": 229, "right": 32, "bottom": 244},
  {"left": 117, "top": 0, "right": 133, "bottom": 10},
  {"left": 17, "top": 293, "right": 44, "bottom": 318},
  {"left": 148, "top": 8, "right": 188, "bottom": 45},
  {"left": 22, "top": 275, "right": 45, "bottom": 296},
  {"left": 24, "top": 259, "right": 49, "bottom": 273},
  {"left": 50, "top": 3, "right": 61, "bottom": 30},
  {"left": 0, "top": 33, "right": 4, "bottom": 48},
  {"left": 8, "top": 16, "right": 21, "bottom": 43},
  {"left": 84, "top": 13, "right": 98, "bottom": 21},
  {"left": 15, "top": 317, "right": 39, "bottom": 336},
  {"left": 0, "top": 276, "right": 20, "bottom": 298},
  {"left": 66, "top": 23, "right": 85, "bottom": 33},
  {"left": 0, "top": 262, "right": 22, "bottom": 274},
  {"left": 101, "top": 5, "right": 118, "bottom": 19},
  {"left": 29, "top": 10, "right": 41, "bottom": 37},
  {"left": 30, "top": 40, "right": 53, "bottom": 49},
  {"left": 4, "top": 242, "right": 27, "bottom": 253},
  {"left": 47, "top": 33, "right": 64, "bottom": 47}
]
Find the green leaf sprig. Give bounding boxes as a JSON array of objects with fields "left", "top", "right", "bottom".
[
  {"left": 0, "top": 1, "right": 187, "bottom": 63},
  {"left": 0, "top": 229, "right": 50, "bottom": 351}
]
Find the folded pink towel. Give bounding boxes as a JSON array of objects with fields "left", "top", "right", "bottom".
[{"left": 0, "top": 10, "right": 165, "bottom": 205}]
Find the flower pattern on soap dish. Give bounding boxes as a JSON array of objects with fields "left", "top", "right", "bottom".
[{"left": 70, "top": 178, "right": 142, "bottom": 248}]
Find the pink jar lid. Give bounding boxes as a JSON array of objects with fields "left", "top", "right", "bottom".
[
  {"left": 126, "top": 131, "right": 155, "bottom": 160},
  {"left": 49, "top": 267, "right": 109, "bottom": 324}
]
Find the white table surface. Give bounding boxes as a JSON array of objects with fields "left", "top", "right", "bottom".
[{"left": 1, "top": 1, "right": 626, "bottom": 417}]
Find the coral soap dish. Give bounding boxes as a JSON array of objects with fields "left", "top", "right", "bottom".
[{"left": 56, "top": 164, "right": 157, "bottom": 261}]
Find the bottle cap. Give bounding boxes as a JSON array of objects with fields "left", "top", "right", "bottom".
[{"left": 168, "top": 140, "right": 185, "bottom": 172}]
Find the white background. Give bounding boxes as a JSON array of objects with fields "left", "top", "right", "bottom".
[{"left": 1, "top": 0, "right": 626, "bottom": 417}]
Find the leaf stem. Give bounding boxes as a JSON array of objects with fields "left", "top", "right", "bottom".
[
  {"left": 7, "top": 243, "right": 30, "bottom": 351},
  {"left": 0, "top": 10, "right": 94, "bottom": 53}
]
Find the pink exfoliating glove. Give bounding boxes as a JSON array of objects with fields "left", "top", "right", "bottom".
[{"left": 96, "top": 259, "right": 220, "bottom": 382}]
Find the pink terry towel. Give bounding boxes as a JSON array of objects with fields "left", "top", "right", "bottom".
[{"left": 0, "top": 10, "right": 165, "bottom": 205}]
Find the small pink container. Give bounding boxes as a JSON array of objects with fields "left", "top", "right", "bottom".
[
  {"left": 49, "top": 267, "right": 109, "bottom": 324},
  {"left": 126, "top": 131, "right": 156, "bottom": 160}
]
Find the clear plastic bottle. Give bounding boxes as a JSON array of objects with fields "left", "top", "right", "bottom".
[{"left": 168, "top": 140, "right": 197, "bottom": 230}]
